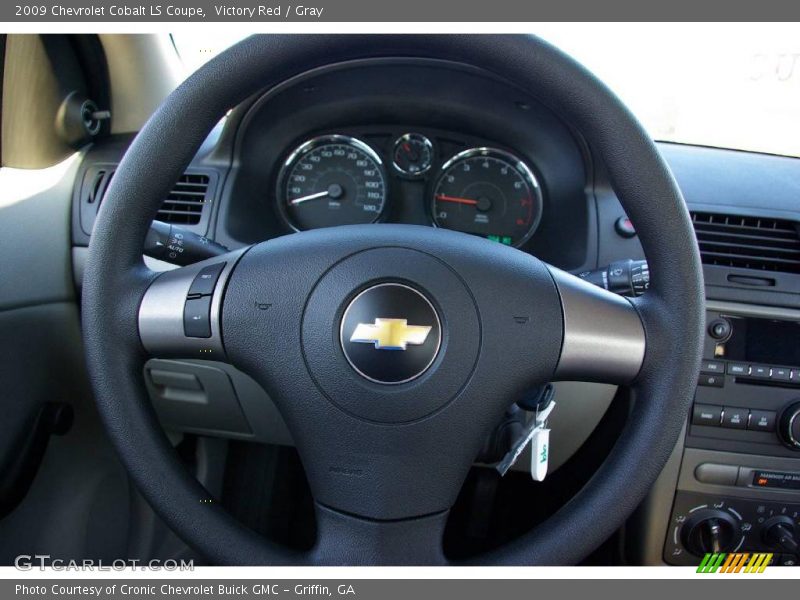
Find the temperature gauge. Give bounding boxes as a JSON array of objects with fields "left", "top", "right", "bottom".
[{"left": 392, "top": 133, "right": 433, "bottom": 177}]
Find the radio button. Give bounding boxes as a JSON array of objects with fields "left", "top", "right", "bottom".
[
  {"left": 772, "top": 367, "right": 792, "bottom": 381},
  {"left": 748, "top": 410, "right": 777, "bottom": 432},
  {"left": 183, "top": 296, "right": 212, "bottom": 339},
  {"left": 722, "top": 407, "right": 749, "bottom": 429},
  {"left": 698, "top": 374, "right": 724, "bottom": 387},
  {"left": 727, "top": 363, "right": 750, "bottom": 376},
  {"left": 751, "top": 365, "right": 771, "bottom": 379},
  {"left": 692, "top": 404, "right": 722, "bottom": 427},
  {"left": 188, "top": 262, "right": 226, "bottom": 298},
  {"left": 701, "top": 360, "right": 725, "bottom": 374}
]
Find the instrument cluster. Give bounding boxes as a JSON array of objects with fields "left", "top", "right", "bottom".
[{"left": 275, "top": 132, "right": 544, "bottom": 248}]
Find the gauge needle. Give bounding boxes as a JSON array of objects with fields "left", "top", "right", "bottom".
[
  {"left": 435, "top": 194, "right": 479, "bottom": 206},
  {"left": 402, "top": 143, "right": 418, "bottom": 161},
  {"left": 290, "top": 190, "right": 330, "bottom": 206}
]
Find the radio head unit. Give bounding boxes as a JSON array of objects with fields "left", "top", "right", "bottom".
[
  {"left": 716, "top": 315, "right": 800, "bottom": 369},
  {"left": 688, "top": 310, "right": 800, "bottom": 458}
]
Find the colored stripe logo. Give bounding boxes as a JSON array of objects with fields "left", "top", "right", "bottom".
[{"left": 697, "top": 553, "right": 773, "bottom": 573}]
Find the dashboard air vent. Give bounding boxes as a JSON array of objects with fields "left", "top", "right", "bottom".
[
  {"left": 155, "top": 173, "right": 211, "bottom": 226},
  {"left": 87, "top": 169, "right": 114, "bottom": 205},
  {"left": 690, "top": 211, "right": 800, "bottom": 274}
]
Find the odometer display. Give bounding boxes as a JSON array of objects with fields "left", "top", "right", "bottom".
[
  {"left": 432, "top": 148, "right": 542, "bottom": 247},
  {"left": 279, "top": 135, "right": 387, "bottom": 231}
]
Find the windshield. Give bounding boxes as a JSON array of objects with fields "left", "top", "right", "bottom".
[{"left": 172, "top": 24, "right": 800, "bottom": 158}]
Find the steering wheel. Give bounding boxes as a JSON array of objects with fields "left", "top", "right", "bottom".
[{"left": 82, "top": 35, "right": 703, "bottom": 565}]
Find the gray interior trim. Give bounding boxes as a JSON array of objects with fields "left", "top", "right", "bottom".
[
  {"left": 627, "top": 425, "right": 686, "bottom": 565},
  {"left": 144, "top": 359, "right": 293, "bottom": 446},
  {"left": 678, "top": 447, "right": 800, "bottom": 502},
  {"left": 706, "top": 299, "right": 800, "bottom": 320},
  {"left": 547, "top": 381, "right": 616, "bottom": 473},
  {"left": 0, "top": 154, "right": 80, "bottom": 311},
  {"left": 548, "top": 265, "right": 645, "bottom": 384},
  {"left": 0, "top": 302, "right": 130, "bottom": 564}
]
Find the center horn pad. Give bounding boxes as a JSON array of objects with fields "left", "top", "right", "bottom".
[{"left": 302, "top": 247, "right": 480, "bottom": 423}]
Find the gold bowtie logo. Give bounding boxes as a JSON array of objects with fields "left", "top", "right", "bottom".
[{"left": 350, "top": 318, "right": 432, "bottom": 350}]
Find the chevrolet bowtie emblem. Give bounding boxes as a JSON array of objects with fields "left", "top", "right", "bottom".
[{"left": 350, "top": 318, "right": 432, "bottom": 350}]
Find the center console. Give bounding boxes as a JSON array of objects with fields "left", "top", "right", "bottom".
[{"left": 662, "top": 303, "right": 800, "bottom": 566}]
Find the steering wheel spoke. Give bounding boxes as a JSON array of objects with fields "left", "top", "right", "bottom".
[
  {"left": 548, "top": 266, "right": 646, "bottom": 386},
  {"left": 138, "top": 248, "right": 248, "bottom": 361}
]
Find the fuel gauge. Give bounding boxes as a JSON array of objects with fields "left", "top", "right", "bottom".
[{"left": 392, "top": 133, "right": 433, "bottom": 177}]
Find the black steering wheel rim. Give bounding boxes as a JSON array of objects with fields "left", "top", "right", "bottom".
[{"left": 82, "top": 34, "right": 704, "bottom": 565}]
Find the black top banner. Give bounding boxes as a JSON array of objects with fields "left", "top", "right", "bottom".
[{"left": 6, "top": 0, "right": 800, "bottom": 22}]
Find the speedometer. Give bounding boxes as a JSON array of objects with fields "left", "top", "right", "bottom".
[
  {"left": 431, "top": 148, "right": 543, "bottom": 247},
  {"left": 278, "top": 135, "right": 387, "bottom": 231}
]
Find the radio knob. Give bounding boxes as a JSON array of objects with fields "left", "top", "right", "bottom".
[
  {"left": 680, "top": 509, "right": 740, "bottom": 556},
  {"left": 777, "top": 401, "right": 800, "bottom": 450},
  {"left": 708, "top": 318, "right": 732, "bottom": 341}
]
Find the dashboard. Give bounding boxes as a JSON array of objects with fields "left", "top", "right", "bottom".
[
  {"left": 211, "top": 58, "right": 593, "bottom": 272},
  {"left": 74, "top": 59, "right": 595, "bottom": 273},
  {"left": 70, "top": 57, "right": 800, "bottom": 566}
]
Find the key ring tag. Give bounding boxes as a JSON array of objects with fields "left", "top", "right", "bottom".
[
  {"left": 494, "top": 399, "right": 555, "bottom": 477},
  {"left": 530, "top": 398, "right": 555, "bottom": 481}
]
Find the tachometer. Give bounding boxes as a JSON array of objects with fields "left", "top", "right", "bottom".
[
  {"left": 431, "top": 148, "right": 542, "bottom": 247},
  {"left": 279, "top": 135, "right": 387, "bottom": 231}
]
